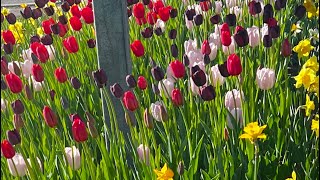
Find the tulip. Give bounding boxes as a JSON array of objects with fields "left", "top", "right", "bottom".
[
  {"left": 210, "top": 65, "right": 225, "bottom": 87},
  {"left": 227, "top": 54, "right": 242, "bottom": 76},
  {"left": 110, "top": 83, "right": 123, "bottom": 98},
  {"left": 35, "top": 0, "right": 47, "bottom": 8},
  {"left": 59, "top": 15, "right": 68, "bottom": 25},
  {"left": 171, "top": 43, "right": 179, "bottom": 58},
  {"left": 123, "top": 91, "right": 139, "bottom": 111},
  {"left": 1, "top": 58, "right": 9, "bottom": 75},
  {"left": 66, "top": 0, "right": 75, "bottom": 5},
  {"left": 256, "top": 67, "right": 276, "bottom": 90},
  {"left": 201, "top": 40, "right": 211, "bottom": 55},
  {"left": 184, "top": 39, "right": 197, "bottom": 53},
  {"left": 269, "top": 25, "right": 280, "bottom": 39},
  {"left": 71, "top": 5, "right": 81, "bottom": 18},
  {"left": 61, "top": 2, "right": 70, "bottom": 12},
  {"left": 1, "top": 140, "right": 15, "bottom": 159},
  {"left": 20, "top": 6, "right": 32, "bottom": 19},
  {"left": 5, "top": 73, "right": 23, "bottom": 93},
  {"left": 200, "top": 85, "right": 216, "bottom": 101},
  {"left": 70, "top": 16, "right": 82, "bottom": 31},
  {"left": 220, "top": 23, "right": 230, "bottom": 33},
  {"left": 263, "top": 35, "right": 272, "bottom": 48},
  {"left": 221, "top": 31, "right": 232, "bottom": 46},
  {"left": 6, "top": 13, "right": 16, "bottom": 24},
  {"left": 183, "top": 54, "right": 190, "bottom": 67},
  {"left": 81, "top": 7, "right": 94, "bottom": 24},
  {"left": 87, "top": 39, "right": 96, "bottom": 48},
  {"left": 7, "top": 153, "right": 27, "bottom": 177},
  {"left": 194, "top": 14, "right": 203, "bottom": 26},
  {"left": 135, "top": 17, "right": 147, "bottom": 26},
  {"left": 133, "top": 2, "right": 145, "bottom": 18},
  {"left": 2, "top": 30, "right": 16, "bottom": 45},
  {"left": 191, "top": 65, "right": 206, "bottom": 87},
  {"left": 64, "top": 146, "right": 81, "bottom": 170},
  {"left": 42, "top": 106, "right": 58, "bottom": 128},
  {"left": 281, "top": 38, "right": 291, "bottom": 57},
  {"left": 41, "top": 34, "right": 53, "bottom": 45},
  {"left": 30, "top": 35, "right": 40, "bottom": 44},
  {"left": 234, "top": 26, "right": 249, "bottom": 47},
  {"left": 92, "top": 69, "right": 108, "bottom": 88},
  {"left": 168, "top": 29, "right": 177, "bottom": 39},
  {"left": 169, "top": 60, "right": 185, "bottom": 79},
  {"left": 54, "top": 67, "right": 68, "bottom": 83},
  {"left": 1, "top": 80, "right": 7, "bottom": 90},
  {"left": 225, "top": 14, "right": 236, "bottom": 26},
  {"left": 11, "top": 100, "right": 24, "bottom": 115},
  {"left": 227, "top": 108, "right": 243, "bottom": 129},
  {"left": 130, "top": 40, "right": 144, "bottom": 57},
  {"left": 200, "top": 1, "right": 211, "bottom": 11},
  {"left": 153, "top": 0, "right": 164, "bottom": 13},
  {"left": 141, "top": 27, "right": 153, "bottom": 38},
  {"left": 24, "top": 84, "right": 33, "bottom": 100},
  {"left": 215, "top": 1, "right": 222, "bottom": 14},
  {"left": 144, "top": 108, "right": 153, "bottom": 129},
  {"left": 20, "top": 60, "right": 33, "bottom": 78},
  {"left": 247, "top": 26, "right": 260, "bottom": 48},
  {"left": 151, "top": 66, "right": 165, "bottom": 81},
  {"left": 62, "top": 36, "right": 79, "bottom": 53},
  {"left": 294, "top": 5, "right": 306, "bottom": 20},
  {"left": 210, "top": 15, "right": 221, "bottom": 25},
  {"left": 31, "top": 64, "right": 44, "bottom": 82},
  {"left": 137, "top": 144, "right": 150, "bottom": 165},
  {"left": 263, "top": 4, "right": 273, "bottom": 23},
  {"left": 3, "top": 43, "right": 14, "bottom": 54},
  {"left": 159, "top": 7, "right": 171, "bottom": 22},
  {"left": 44, "top": 6, "right": 55, "bottom": 16},
  {"left": 70, "top": 77, "right": 81, "bottom": 89},
  {"left": 6, "top": 129, "right": 21, "bottom": 145},
  {"left": 42, "top": 18, "right": 55, "bottom": 34},
  {"left": 13, "top": 114, "right": 24, "bottom": 130},
  {"left": 170, "top": 8, "right": 178, "bottom": 18},
  {"left": 171, "top": 89, "right": 183, "bottom": 106},
  {"left": 32, "top": 8, "right": 42, "bottom": 19},
  {"left": 209, "top": 43, "right": 218, "bottom": 61},
  {"left": 249, "top": 1, "right": 262, "bottom": 15},
  {"left": 225, "top": 89, "right": 243, "bottom": 110},
  {"left": 158, "top": 78, "right": 175, "bottom": 98},
  {"left": 146, "top": 11, "right": 158, "bottom": 25},
  {"left": 30, "top": 42, "right": 49, "bottom": 63},
  {"left": 126, "top": 75, "right": 137, "bottom": 88},
  {"left": 137, "top": 76, "right": 148, "bottom": 90},
  {"left": 150, "top": 101, "right": 165, "bottom": 121},
  {"left": 72, "top": 118, "right": 88, "bottom": 142}
]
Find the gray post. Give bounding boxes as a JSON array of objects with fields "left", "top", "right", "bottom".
[{"left": 93, "top": 0, "right": 131, "bottom": 136}]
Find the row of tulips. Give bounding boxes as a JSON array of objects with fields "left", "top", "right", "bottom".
[{"left": 1, "top": 0, "right": 319, "bottom": 179}]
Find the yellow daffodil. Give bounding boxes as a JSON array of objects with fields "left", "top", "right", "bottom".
[
  {"left": 308, "top": 76, "right": 319, "bottom": 96},
  {"left": 20, "top": 3, "right": 27, "bottom": 8},
  {"left": 37, "top": 28, "right": 44, "bottom": 37},
  {"left": 285, "top": 171, "right": 296, "bottom": 180},
  {"left": 303, "top": 94, "right": 315, "bottom": 117},
  {"left": 154, "top": 163, "right": 174, "bottom": 180},
  {"left": 47, "top": 2, "right": 56, "bottom": 7},
  {"left": 294, "top": 68, "right": 316, "bottom": 89},
  {"left": 291, "top": 22, "right": 302, "bottom": 35},
  {"left": 239, "top": 122, "right": 267, "bottom": 144},
  {"left": 1, "top": 8, "right": 9, "bottom": 16},
  {"left": 303, "top": 56, "right": 319, "bottom": 72},
  {"left": 304, "top": 0, "right": 317, "bottom": 18},
  {"left": 293, "top": 39, "right": 314, "bottom": 59},
  {"left": 311, "top": 114, "right": 319, "bottom": 137},
  {"left": 8, "top": 22, "right": 24, "bottom": 43}
]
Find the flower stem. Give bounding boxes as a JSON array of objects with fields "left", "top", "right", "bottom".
[{"left": 254, "top": 142, "right": 259, "bottom": 180}]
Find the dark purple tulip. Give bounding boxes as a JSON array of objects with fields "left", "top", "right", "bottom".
[
  {"left": 44, "top": 6, "right": 55, "bottom": 16},
  {"left": 141, "top": 27, "right": 153, "bottom": 38},
  {"left": 169, "top": 29, "right": 177, "bottom": 39},
  {"left": 263, "top": 35, "right": 272, "bottom": 48},
  {"left": 87, "top": 39, "right": 96, "bottom": 48},
  {"left": 30, "top": 35, "right": 41, "bottom": 44},
  {"left": 234, "top": 29, "right": 249, "bottom": 47},
  {"left": 151, "top": 66, "right": 165, "bottom": 81},
  {"left": 61, "top": 2, "right": 70, "bottom": 12},
  {"left": 6, "top": 129, "right": 21, "bottom": 145},
  {"left": 11, "top": 100, "right": 24, "bottom": 115},
  {"left": 185, "top": 9, "right": 196, "bottom": 20},
  {"left": 171, "top": 44, "right": 178, "bottom": 58},
  {"left": 170, "top": 8, "right": 178, "bottom": 18},
  {"left": 20, "top": 6, "right": 32, "bottom": 19},
  {"left": 294, "top": 5, "right": 306, "bottom": 20},
  {"left": 35, "top": 0, "right": 48, "bottom": 8},
  {"left": 194, "top": 14, "right": 203, "bottom": 26},
  {"left": 110, "top": 83, "right": 124, "bottom": 98},
  {"left": 70, "top": 77, "right": 81, "bottom": 89},
  {"left": 32, "top": 8, "right": 42, "bottom": 19},
  {"left": 263, "top": 4, "right": 273, "bottom": 23},
  {"left": 59, "top": 15, "right": 68, "bottom": 25},
  {"left": 3, "top": 43, "right": 14, "bottom": 54},
  {"left": 210, "top": 14, "right": 221, "bottom": 24},
  {"left": 225, "top": 14, "right": 236, "bottom": 26},
  {"left": 41, "top": 34, "right": 53, "bottom": 45},
  {"left": 6, "top": 13, "right": 16, "bottom": 24},
  {"left": 218, "top": 61, "right": 230, "bottom": 77},
  {"left": 126, "top": 75, "right": 137, "bottom": 88},
  {"left": 24, "top": 84, "right": 33, "bottom": 100},
  {"left": 191, "top": 65, "right": 206, "bottom": 87},
  {"left": 200, "top": 85, "right": 216, "bottom": 101},
  {"left": 93, "top": 69, "right": 108, "bottom": 88},
  {"left": 183, "top": 54, "right": 189, "bottom": 67}
]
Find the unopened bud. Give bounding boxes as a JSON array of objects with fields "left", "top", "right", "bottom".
[
  {"left": 11, "top": 99, "right": 24, "bottom": 115},
  {"left": 13, "top": 114, "right": 24, "bottom": 130},
  {"left": 144, "top": 108, "right": 153, "bottom": 129},
  {"left": 110, "top": 83, "right": 124, "bottom": 98},
  {"left": 70, "top": 76, "right": 81, "bottom": 90},
  {"left": 24, "top": 84, "right": 33, "bottom": 100},
  {"left": 6, "top": 129, "right": 21, "bottom": 145},
  {"left": 177, "top": 161, "right": 184, "bottom": 175},
  {"left": 126, "top": 75, "right": 137, "bottom": 88},
  {"left": 87, "top": 121, "right": 98, "bottom": 138},
  {"left": 60, "top": 96, "right": 69, "bottom": 109}
]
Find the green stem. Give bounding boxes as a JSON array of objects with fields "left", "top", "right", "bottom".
[{"left": 254, "top": 142, "right": 259, "bottom": 180}]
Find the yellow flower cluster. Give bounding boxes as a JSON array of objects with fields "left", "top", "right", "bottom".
[
  {"left": 8, "top": 22, "right": 24, "bottom": 44},
  {"left": 293, "top": 39, "right": 314, "bottom": 59},
  {"left": 239, "top": 122, "right": 267, "bottom": 144},
  {"left": 304, "top": 0, "right": 318, "bottom": 18}
]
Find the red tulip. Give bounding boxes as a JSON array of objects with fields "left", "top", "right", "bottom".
[
  {"left": 147, "top": 0, "right": 153, "bottom": 10},
  {"left": 153, "top": 0, "right": 164, "bottom": 13},
  {"left": 32, "top": 64, "right": 44, "bottom": 82},
  {"left": 267, "top": 18, "right": 277, "bottom": 27},
  {"left": 2, "top": 30, "right": 16, "bottom": 45},
  {"left": 42, "top": 18, "right": 55, "bottom": 34},
  {"left": 135, "top": 17, "right": 147, "bottom": 25},
  {"left": 200, "top": 1, "right": 211, "bottom": 11},
  {"left": 158, "top": 7, "right": 170, "bottom": 22},
  {"left": 5, "top": 73, "right": 23, "bottom": 93},
  {"left": 227, "top": 54, "right": 242, "bottom": 76},
  {"left": 201, "top": 40, "right": 211, "bottom": 55},
  {"left": 69, "top": 16, "right": 82, "bottom": 31},
  {"left": 63, "top": 36, "right": 79, "bottom": 53},
  {"left": 169, "top": 60, "right": 185, "bottom": 78},
  {"left": 137, "top": 76, "right": 148, "bottom": 90},
  {"left": 58, "top": 22, "right": 68, "bottom": 37},
  {"left": 220, "top": 23, "right": 230, "bottom": 33},
  {"left": 72, "top": 118, "right": 88, "bottom": 142},
  {"left": 221, "top": 31, "right": 232, "bottom": 46},
  {"left": 30, "top": 42, "right": 49, "bottom": 63},
  {"left": 1, "top": 140, "right": 15, "bottom": 159},
  {"left": 81, "top": 7, "right": 94, "bottom": 24},
  {"left": 146, "top": 11, "right": 157, "bottom": 25},
  {"left": 281, "top": 38, "right": 291, "bottom": 57},
  {"left": 130, "top": 40, "right": 144, "bottom": 57},
  {"left": 171, "top": 88, "right": 183, "bottom": 106},
  {"left": 133, "top": 2, "right": 145, "bottom": 19},
  {"left": 54, "top": 67, "right": 68, "bottom": 83},
  {"left": 122, "top": 91, "right": 139, "bottom": 111},
  {"left": 71, "top": 5, "right": 81, "bottom": 18},
  {"left": 42, "top": 106, "right": 58, "bottom": 128}
]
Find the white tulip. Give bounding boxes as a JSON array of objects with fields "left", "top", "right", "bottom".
[
  {"left": 22, "top": 49, "right": 33, "bottom": 62},
  {"left": 209, "top": 31, "right": 221, "bottom": 48},
  {"left": 64, "top": 146, "right": 81, "bottom": 170},
  {"left": 154, "top": 19, "right": 165, "bottom": 32},
  {"left": 7, "top": 153, "right": 27, "bottom": 177},
  {"left": 256, "top": 67, "right": 276, "bottom": 90},
  {"left": 1, "top": 99, "right": 8, "bottom": 111},
  {"left": 225, "top": 89, "right": 244, "bottom": 110},
  {"left": 226, "top": 0, "right": 237, "bottom": 8},
  {"left": 150, "top": 101, "right": 166, "bottom": 122},
  {"left": 210, "top": 65, "right": 225, "bottom": 87},
  {"left": 209, "top": 43, "right": 218, "bottom": 61},
  {"left": 137, "top": 144, "right": 150, "bottom": 165},
  {"left": 214, "top": 1, "right": 223, "bottom": 14},
  {"left": 247, "top": 26, "right": 260, "bottom": 48},
  {"left": 158, "top": 78, "right": 174, "bottom": 98},
  {"left": 227, "top": 108, "right": 243, "bottom": 129},
  {"left": 20, "top": 60, "right": 33, "bottom": 78},
  {"left": 45, "top": 45, "right": 55, "bottom": 60},
  {"left": 184, "top": 39, "right": 197, "bottom": 54}
]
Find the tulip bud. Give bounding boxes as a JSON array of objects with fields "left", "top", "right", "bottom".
[
  {"left": 20, "top": 6, "right": 32, "bottom": 19},
  {"left": 137, "top": 144, "right": 150, "bottom": 165},
  {"left": 50, "top": 24, "right": 60, "bottom": 35},
  {"left": 141, "top": 27, "right": 153, "bottom": 38},
  {"left": 171, "top": 43, "right": 178, "bottom": 58},
  {"left": 225, "top": 14, "right": 236, "bottom": 26},
  {"left": 249, "top": 1, "right": 262, "bottom": 15},
  {"left": 170, "top": 60, "right": 185, "bottom": 79},
  {"left": 256, "top": 67, "right": 276, "bottom": 90},
  {"left": 227, "top": 54, "right": 242, "bottom": 76},
  {"left": 170, "top": 8, "right": 177, "bottom": 18},
  {"left": 42, "top": 106, "right": 58, "bottom": 128},
  {"left": 30, "top": 35, "right": 40, "bottom": 44},
  {"left": 211, "top": 65, "right": 225, "bottom": 86},
  {"left": 151, "top": 66, "right": 165, "bottom": 81},
  {"left": 144, "top": 108, "right": 153, "bottom": 129},
  {"left": 194, "top": 14, "right": 203, "bottom": 26},
  {"left": 3, "top": 43, "right": 13, "bottom": 54},
  {"left": 32, "top": 8, "right": 42, "bottom": 19},
  {"left": 204, "top": 54, "right": 210, "bottom": 65},
  {"left": 64, "top": 146, "right": 81, "bottom": 170},
  {"left": 130, "top": 40, "right": 145, "bottom": 57},
  {"left": 294, "top": 5, "right": 306, "bottom": 20},
  {"left": 87, "top": 39, "right": 96, "bottom": 48},
  {"left": 32, "top": 64, "right": 44, "bottom": 82},
  {"left": 1, "top": 58, "right": 9, "bottom": 75},
  {"left": 59, "top": 15, "right": 68, "bottom": 25},
  {"left": 200, "top": 85, "right": 216, "bottom": 101},
  {"left": 263, "top": 4, "right": 274, "bottom": 23},
  {"left": 49, "top": 89, "right": 55, "bottom": 101},
  {"left": 183, "top": 54, "right": 189, "bottom": 67},
  {"left": 54, "top": 67, "right": 68, "bottom": 83},
  {"left": 44, "top": 6, "right": 55, "bottom": 16},
  {"left": 210, "top": 14, "right": 221, "bottom": 24},
  {"left": 154, "top": 27, "right": 163, "bottom": 36},
  {"left": 1, "top": 140, "right": 15, "bottom": 159},
  {"left": 1, "top": 80, "right": 7, "bottom": 90},
  {"left": 269, "top": 25, "right": 280, "bottom": 39},
  {"left": 152, "top": 84, "right": 160, "bottom": 95},
  {"left": 5, "top": 73, "right": 23, "bottom": 93},
  {"left": 11, "top": 100, "right": 24, "bottom": 115},
  {"left": 201, "top": 40, "right": 211, "bottom": 55},
  {"left": 70, "top": 77, "right": 81, "bottom": 89},
  {"left": 6, "top": 129, "right": 21, "bottom": 145},
  {"left": 281, "top": 38, "right": 291, "bottom": 57},
  {"left": 126, "top": 75, "right": 137, "bottom": 88},
  {"left": 191, "top": 65, "right": 206, "bottom": 87},
  {"left": 110, "top": 83, "right": 124, "bottom": 98},
  {"left": 221, "top": 31, "right": 232, "bottom": 47},
  {"left": 13, "top": 114, "right": 24, "bottom": 130},
  {"left": 61, "top": 2, "right": 71, "bottom": 12},
  {"left": 24, "top": 85, "right": 33, "bottom": 100},
  {"left": 159, "top": 104, "right": 168, "bottom": 122},
  {"left": 171, "top": 89, "right": 183, "bottom": 106},
  {"left": 137, "top": 76, "right": 148, "bottom": 90},
  {"left": 263, "top": 35, "right": 272, "bottom": 48},
  {"left": 93, "top": 69, "right": 108, "bottom": 88},
  {"left": 225, "top": 89, "right": 243, "bottom": 110},
  {"left": 169, "top": 29, "right": 177, "bottom": 39},
  {"left": 12, "top": 62, "right": 21, "bottom": 76},
  {"left": 60, "top": 96, "right": 69, "bottom": 109},
  {"left": 34, "top": 0, "right": 47, "bottom": 8},
  {"left": 6, "top": 13, "right": 16, "bottom": 24},
  {"left": 72, "top": 118, "right": 88, "bottom": 142},
  {"left": 177, "top": 161, "right": 184, "bottom": 175},
  {"left": 122, "top": 91, "right": 139, "bottom": 111},
  {"left": 234, "top": 27, "right": 249, "bottom": 47}
]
